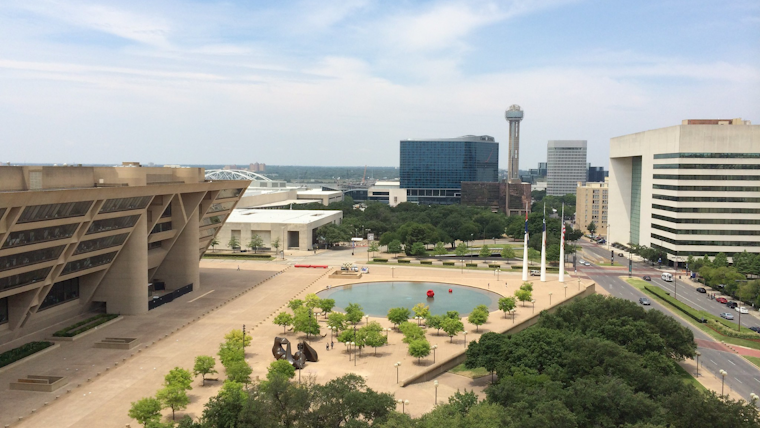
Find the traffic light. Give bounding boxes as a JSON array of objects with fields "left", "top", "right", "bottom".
[{"left": 611, "top": 250, "right": 614, "bottom": 258}]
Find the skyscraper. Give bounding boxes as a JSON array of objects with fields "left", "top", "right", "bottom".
[
  {"left": 547, "top": 140, "right": 588, "bottom": 196},
  {"left": 505, "top": 105, "right": 524, "bottom": 182}
]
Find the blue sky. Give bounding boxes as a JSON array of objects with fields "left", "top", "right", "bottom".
[{"left": 0, "top": 0, "right": 757, "bottom": 168}]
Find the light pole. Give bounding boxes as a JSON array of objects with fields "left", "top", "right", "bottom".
[
  {"left": 751, "top": 393, "right": 759, "bottom": 406},
  {"left": 394, "top": 362, "right": 401, "bottom": 383},
  {"left": 432, "top": 344, "right": 438, "bottom": 363},
  {"left": 564, "top": 284, "right": 567, "bottom": 299},
  {"left": 460, "top": 259, "right": 464, "bottom": 274},
  {"left": 351, "top": 342, "right": 356, "bottom": 366},
  {"left": 511, "top": 309, "right": 515, "bottom": 324},
  {"left": 463, "top": 330, "right": 468, "bottom": 347},
  {"left": 391, "top": 267, "right": 394, "bottom": 278},
  {"left": 531, "top": 299, "right": 536, "bottom": 315},
  {"left": 385, "top": 327, "right": 391, "bottom": 344},
  {"left": 366, "top": 315, "right": 370, "bottom": 325},
  {"left": 720, "top": 369, "right": 727, "bottom": 396},
  {"left": 549, "top": 292, "right": 553, "bottom": 306},
  {"left": 695, "top": 350, "right": 701, "bottom": 377},
  {"left": 434, "top": 380, "right": 439, "bottom": 404},
  {"left": 577, "top": 277, "right": 581, "bottom": 291},
  {"left": 415, "top": 316, "right": 422, "bottom": 326},
  {"left": 496, "top": 269, "right": 501, "bottom": 281},
  {"left": 330, "top": 326, "right": 337, "bottom": 341},
  {"left": 397, "top": 399, "right": 409, "bottom": 414}
]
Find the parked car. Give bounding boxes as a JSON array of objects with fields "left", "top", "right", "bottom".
[
  {"left": 643, "top": 275, "right": 652, "bottom": 281},
  {"left": 583, "top": 261, "right": 591, "bottom": 266},
  {"left": 749, "top": 326, "right": 760, "bottom": 333},
  {"left": 639, "top": 297, "right": 651, "bottom": 305},
  {"left": 716, "top": 297, "right": 728, "bottom": 304},
  {"left": 727, "top": 301, "right": 739, "bottom": 309},
  {"left": 618, "top": 252, "right": 624, "bottom": 257},
  {"left": 737, "top": 307, "right": 749, "bottom": 314},
  {"left": 696, "top": 287, "right": 706, "bottom": 293},
  {"left": 721, "top": 312, "right": 735, "bottom": 320},
  {"left": 530, "top": 270, "right": 540, "bottom": 276}
]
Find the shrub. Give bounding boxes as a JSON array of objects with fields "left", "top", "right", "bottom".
[
  {"left": 488, "top": 264, "right": 500, "bottom": 268},
  {"left": 466, "top": 263, "right": 478, "bottom": 268},
  {"left": 421, "top": 261, "right": 433, "bottom": 265},
  {"left": 398, "top": 259, "right": 411, "bottom": 264},
  {"left": 373, "top": 258, "right": 388, "bottom": 263},
  {"left": 707, "top": 320, "right": 760, "bottom": 340},
  {"left": 53, "top": 313, "right": 119, "bottom": 337},
  {"left": 443, "top": 262, "right": 455, "bottom": 266},
  {"left": 0, "top": 341, "right": 53, "bottom": 368}
]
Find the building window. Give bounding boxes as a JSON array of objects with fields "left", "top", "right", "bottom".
[
  {"left": 216, "top": 188, "right": 244, "bottom": 199},
  {"left": 653, "top": 184, "right": 760, "bottom": 192},
  {"left": 654, "top": 153, "right": 760, "bottom": 159},
  {"left": 653, "top": 174, "right": 760, "bottom": 181},
  {"left": 151, "top": 222, "right": 172, "bottom": 234},
  {"left": 0, "top": 246, "right": 66, "bottom": 272},
  {"left": 654, "top": 163, "right": 760, "bottom": 170},
  {"left": 652, "top": 205, "right": 760, "bottom": 214},
  {"left": 99, "top": 196, "right": 152, "bottom": 214},
  {"left": 17, "top": 201, "right": 92, "bottom": 224},
  {"left": 207, "top": 201, "right": 235, "bottom": 213},
  {"left": 161, "top": 205, "right": 172, "bottom": 218},
  {"left": 0, "top": 267, "right": 51, "bottom": 292},
  {"left": 652, "top": 214, "right": 760, "bottom": 225},
  {"left": 61, "top": 252, "right": 117, "bottom": 275},
  {"left": 3, "top": 223, "right": 79, "bottom": 249},
  {"left": 653, "top": 195, "right": 760, "bottom": 203},
  {"left": 74, "top": 233, "right": 129, "bottom": 255},
  {"left": 629, "top": 157, "right": 642, "bottom": 245},
  {"left": 39, "top": 278, "right": 80, "bottom": 310},
  {"left": 651, "top": 233, "right": 760, "bottom": 247},
  {"left": 148, "top": 241, "right": 163, "bottom": 250},
  {"left": 87, "top": 215, "right": 140, "bottom": 234},
  {"left": 0, "top": 297, "right": 7, "bottom": 324},
  {"left": 652, "top": 224, "right": 760, "bottom": 236}
]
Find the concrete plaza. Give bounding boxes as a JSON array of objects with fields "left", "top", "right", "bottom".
[{"left": 2, "top": 258, "right": 591, "bottom": 427}]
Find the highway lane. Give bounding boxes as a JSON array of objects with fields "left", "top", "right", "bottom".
[{"left": 581, "top": 265, "right": 760, "bottom": 402}]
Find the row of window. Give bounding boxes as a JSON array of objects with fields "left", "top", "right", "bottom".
[
  {"left": 652, "top": 223, "right": 760, "bottom": 236},
  {"left": 73, "top": 233, "right": 128, "bottom": 255},
  {"left": 652, "top": 214, "right": 760, "bottom": 225},
  {"left": 148, "top": 241, "right": 163, "bottom": 251},
  {"left": 650, "top": 245, "right": 744, "bottom": 258},
  {"left": 61, "top": 252, "right": 117, "bottom": 276},
  {"left": 654, "top": 153, "right": 760, "bottom": 159},
  {"left": 161, "top": 205, "right": 172, "bottom": 218},
  {"left": 17, "top": 201, "right": 92, "bottom": 224},
  {"left": 151, "top": 221, "right": 172, "bottom": 234},
  {"left": 0, "top": 297, "right": 7, "bottom": 324},
  {"left": 0, "top": 267, "right": 51, "bottom": 292},
  {"left": 653, "top": 184, "right": 760, "bottom": 192},
  {"left": 651, "top": 233, "right": 760, "bottom": 247},
  {"left": 200, "top": 215, "right": 223, "bottom": 226},
  {"left": 653, "top": 174, "right": 760, "bottom": 181},
  {"left": 654, "top": 164, "right": 760, "bottom": 170},
  {"left": 39, "top": 278, "right": 79, "bottom": 310},
  {"left": 207, "top": 201, "right": 235, "bottom": 213},
  {"left": 216, "top": 188, "right": 244, "bottom": 200},
  {"left": 99, "top": 196, "right": 152, "bottom": 214},
  {"left": 406, "top": 189, "right": 460, "bottom": 197},
  {"left": 653, "top": 194, "right": 760, "bottom": 203},
  {"left": 652, "top": 204, "right": 760, "bottom": 214},
  {"left": 0, "top": 245, "right": 65, "bottom": 272},
  {"left": 87, "top": 215, "right": 140, "bottom": 235},
  {"left": 3, "top": 223, "right": 79, "bottom": 249}
]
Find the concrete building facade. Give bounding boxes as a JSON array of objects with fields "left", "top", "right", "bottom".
[
  {"left": 0, "top": 164, "right": 247, "bottom": 343},
  {"left": 547, "top": 140, "right": 588, "bottom": 196},
  {"left": 608, "top": 119, "right": 759, "bottom": 263},
  {"left": 576, "top": 179, "right": 609, "bottom": 237},
  {"left": 217, "top": 209, "right": 343, "bottom": 251}
]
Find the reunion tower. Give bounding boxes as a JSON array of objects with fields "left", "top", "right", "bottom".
[{"left": 505, "top": 105, "right": 524, "bottom": 182}]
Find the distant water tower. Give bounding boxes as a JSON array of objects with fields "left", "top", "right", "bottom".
[{"left": 505, "top": 105, "right": 524, "bottom": 182}]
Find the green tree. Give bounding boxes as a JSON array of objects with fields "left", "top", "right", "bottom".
[
  {"left": 248, "top": 234, "right": 264, "bottom": 253},
  {"left": 193, "top": 356, "right": 217, "bottom": 387},
  {"left": 327, "top": 312, "right": 347, "bottom": 331},
  {"left": 399, "top": 321, "right": 426, "bottom": 343},
  {"left": 479, "top": 245, "right": 491, "bottom": 258},
  {"left": 413, "top": 302, "right": 431, "bottom": 319},
  {"left": 271, "top": 236, "right": 280, "bottom": 254},
  {"left": 293, "top": 307, "right": 320, "bottom": 339},
  {"left": 364, "top": 329, "right": 388, "bottom": 354},
  {"left": 317, "top": 223, "right": 351, "bottom": 246},
  {"left": 426, "top": 314, "right": 445, "bottom": 335},
  {"left": 288, "top": 299, "right": 304, "bottom": 313},
  {"left": 210, "top": 238, "right": 219, "bottom": 252},
  {"left": 520, "top": 281, "right": 533, "bottom": 292},
  {"left": 408, "top": 339, "right": 431, "bottom": 364},
  {"left": 388, "top": 307, "right": 411, "bottom": 329},
  {"left": 501, "top": 245, "right": 516, "bottom": 259},
  {"left": 388, "top": 239, "right": 403, "bottom": 257},
  {"left": 304, "top": 293, "right": 321, "bottom": 313},
  {"left": 432, "top": 242, "right": 448, "bottom": 256},
  {"left": 514, "top": 288, "right": 532, "bottom": 306},
  {"left": 164, "top": 367, "right": 193, "bottom": 391},
  {"left": 442, "top": 317, "right": 464, "bottom": 343},
  {"left": 128, "top": 397, "right": 162, "bottom": 428},
  {"left": 225, "top": 359, "right": 252, "bottom": 384},
  {"left": 409, "top": 241, "right": 427, "bottom": 256},
  {"left": 587, "top": 221, "right": 596, "bottom": 235},
  {"left": 713, "top": 252, "right": 729, "bottom": 268},
  {"left": 227, "top": 235, "right": 240, "bottom": 251},
  {"left": 273, "top": 311, "right": 294, "bottom": 333},
  {"left": 267, "top": 359, "right": 296, "bottom": 381},
  {"left": 368, "top": 241, "right": 380, "bottom": 258},
  {"left": 498, "top": 297, "right": 516, "bottom": 318},
  {"left": 345, "top": 302, "right": 364, "bottom": 326},
  {"left": 157, "top": 385, "right": 189, "bottom": 420},
  {"left": 318, "top": 298, "right": 336, "bottom": 317},
  {"left": 466, "top": 332, "right": 509, "bottom": 383},
  {"left": 224, "top": 329, "right": 252, "bottom": 349},
  {"left": 468, "top": 306, "right": 489, "bottom": 332},
  {"left": 455, "top": 242, "right": 469, "bottom": 257},
  {"left": 217, "top": 341, "right": 243, "bottom": 367}
]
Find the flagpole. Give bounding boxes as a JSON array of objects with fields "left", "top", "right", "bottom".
[
  {"left": 559, "top": 203, "right": 565, "bottom": 283},
  {"left": 522, "top": 202, "right": 529, "bottom": 281},
  {"left": 540, "top": 203, "right": 546, "bottom": 282}
]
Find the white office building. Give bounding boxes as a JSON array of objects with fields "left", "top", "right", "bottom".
[
  {"left": 608, "top": 118, "right": 759, "bottom": 264},
  {"left": 547, "top": 140, "right": 588, "bottom": 196}
]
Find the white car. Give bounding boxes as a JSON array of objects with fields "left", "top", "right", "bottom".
[{"left": 737, "top": 307, "right": 749, "bottom": 314}]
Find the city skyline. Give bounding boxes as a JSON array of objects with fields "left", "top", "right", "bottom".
[{"left": 0, "top": 0, "right": 758, "bottom": 167}]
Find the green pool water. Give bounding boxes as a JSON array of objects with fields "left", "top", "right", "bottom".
[{"left": 317, "top": 282, "right": 501, "bottom": 317}]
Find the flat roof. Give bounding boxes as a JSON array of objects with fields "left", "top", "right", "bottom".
[
  {"left": 372, "top": 181, "right": 400, "bottom": 187},
  {"left": 254, "top": 199, "right": 319, "bottom": 208},
  {"left": 297, "top": 189, "right": 342, "bottom": 196},
  {"left": 227, "top": 209, "right": 342, "bottom": 224}
]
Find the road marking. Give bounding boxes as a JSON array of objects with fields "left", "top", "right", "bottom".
[
  {"left": 188, "top": 290, "right": 215, "bottom": 303},
  {"left": 754, "top": 378, "right": 760, "bottom": 383},
  {"left": 728, "top": 359, "right": 737, "bottom": 366},
  {"left": 710, "top": 359, "right": 717, "bottom": 365},
  {"left": 735, "top": 377, "right": 744, "bottom": 384}
]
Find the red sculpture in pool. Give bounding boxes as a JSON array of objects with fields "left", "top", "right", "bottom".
[{"left": 426, "top": 289, "right": 435, "bottom": 298}]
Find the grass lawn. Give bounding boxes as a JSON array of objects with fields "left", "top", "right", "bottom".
[
  {"left": 673, "top": 362, "right": 707, "bottom": 392},
  {"left": 367, "top": 261, "right": 513, "bottom": 272},
  {"left": 449, "top": 363, "right": 489, "bottom": 379},
  {"left": 626, "top": 278, "right": 760, "bottom": 351},
  {"left": 744, "top": 356, "right": 760, "bottom": 369}
]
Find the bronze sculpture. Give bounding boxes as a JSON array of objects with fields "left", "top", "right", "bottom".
[{"left": 272, "top": 337, "right": 318, "bottom": 369}]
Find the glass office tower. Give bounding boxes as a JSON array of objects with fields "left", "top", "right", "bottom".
[{"left": 400, "top": 135, "right": 499, "bottom": 204}]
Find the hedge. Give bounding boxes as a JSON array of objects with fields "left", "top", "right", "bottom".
[
  {"left": 420, "top": 261, "right": 433, "bottom": 265},
  {"left": 488, "top": 264, "right": 501, "bottom": 268},
  {"left": 707, "top": 319, "right": 760, "bottom": 340},
  {"left": 203, "top": 253, "right": 272, "bottom": 259},
  {"left": 373, "top": 258, "right": 388, "bottom": 262},
  {"left": 443, "top": 262, "right": 455, "bottom": 266},
  {"left": 398, "top": 260, "right": 411, "bottom": 264},
  {"left": 466, "top": 263, "right": 478, "bottom": 268},
  {"left": 53, "top": 313, "right": 119, "bottom": 337},
  {"left": 645, "top": 286, "right": 707, "bottom": 323},
  {"left": 0, "top": 341, "right": 54, "bottom": 368}
]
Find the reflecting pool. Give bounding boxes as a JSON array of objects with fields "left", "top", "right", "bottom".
[{"left": 317, "top": 281, "right": 501, "bottom": 317}]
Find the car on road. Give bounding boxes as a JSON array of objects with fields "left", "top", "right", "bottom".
[
  {"left": 721, "top": 312, "right": 735, "bottom": 320},
  {"left": 579, "top": 259, "right": 586, "bottom": 265},
  {"left": 737, "top": 307, "right": 749, "bottom": 314},
  {"left": 618, "top": 252, "right": 624, "bottom": 257},
  {"left": 639, "top": 297, "right": 651, "bottom": 305},
  {"left": 583, "top": 261, "right": 591, "bottom": 266},
  {"left": 750, "top": 326, "right": 760, "bottom": 334},
  {"left": 643, "top": 275, "right": 651, "bottom": 281},
  {"left": 716, "top": 297, "right": 728, "bottom": 304},
  {"left": 696, "top": 287, "right": 706, "bottom": 293},
  {"left": 727, "top": 301, "right": 739, "bottom": 309},
  {"left": 530, "top": 270, "right": 540, "bottom": 276}
]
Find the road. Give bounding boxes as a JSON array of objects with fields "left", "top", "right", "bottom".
[{"left": 577, "top": 241, "right": 760, "bottom": 401}]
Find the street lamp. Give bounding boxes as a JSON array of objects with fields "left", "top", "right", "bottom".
[
  {"left": 460, "top": 259, "right": 464, "bottom": 274},
  {"left": 434, "top": 380, "right": 439, "bottom": 404},
  {"left": 511, "top": 309, "right": 516, "bottom": 324},
  {"left": 415, "top": 316, "right": 422, "bottom": 326},
  {"left": 720, "top": 369, "right": 727, "bottom": 396},
  {"left": 330, "top": 326, "right": 337, "bottom": 341},
  {"left": 577, "top": 277, "right": 581, "bottom": 291},
  {"left": 463, "top": 330, "right": 468, "bottom": 347},
  {"left": 351, "top": 342, "right": 356, "bottom": 366},
  {"left": 496, "top": 269, "right": 501, "bottom": 281},
  {"left": 397, "top": 399, "right": 409, "bottom": 414},
  {"left": 366, "top": 315, "right": 370, "bottom": 325},
  {"left": 432, "top": 344, "right": 438, "bottom": 363},
  {"left": 391, "top": 267, "right": 394, "bottom": 278},
  {"left": 695, "top": 350, "right": 701, "bottom": 377},
  {"left": 549, "top": 292, "right": 553, "bottom": 306},
  {"left": 751, "top": 393, "right": 759, "bottom": 406},
  {"left": 531, "top": 299, "right": 536, "bottom": 315},
  {"left": 564, "top": 284, "right": 567, "bottom": 298},
  {"left": 385, "top": 327, "right": 392, "bottom": 344},
  {"left": 394, "top": 362, "right": 401, "bottom": 383}
]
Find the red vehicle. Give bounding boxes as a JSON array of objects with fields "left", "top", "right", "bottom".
[{"left": 716, "top": 297, "right": 728, "bottom": 304}]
